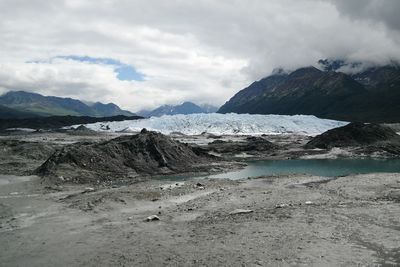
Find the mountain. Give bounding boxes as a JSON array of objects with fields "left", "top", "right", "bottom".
[
  {"left": 352, "top": 64, "right": 400, "bottom": 91},
  {"left": 317, "top": 59, "right": 363, "bottom": 72},
  {"left": 218, "top": 62, "right": 400, "bottom": 123},
  {"left": 137, "top": 101, "right": 218, "bottom": 117},
  {"left": 0, "top": 91, "right": 135, "bottom": 118},
  {"left": 0, "top": 114, "right": 142, "bottom": 130},
  {"left": 199, "top": 104, "right": 219, "bottom": 113},
  {"left": 0, "top": 105, "right": 36, "bottom": 119},
  {"left": 90, "top": 102, "right": 134, "bottom": 117}
]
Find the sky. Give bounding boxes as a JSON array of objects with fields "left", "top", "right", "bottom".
[{"left": 0, "top": 0, "right": 399, "bottom": 112}]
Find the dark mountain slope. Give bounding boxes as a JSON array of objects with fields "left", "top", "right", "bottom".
[
  {"left": 218, "top": 64, "right": 400, "bottom": 123},
  {"left": 352, "top": 65, "right": 400, "bottom": 91},
  {"left": 91, "top": 102, "right": 134, "bottom": 117},
  {"left": 0, "top": 91, "right": 92, "bottom": 116},
  {"left": 138, "top": 101, "right": 217, "bottom": 117},
  {"left": 219, "top": 67, "right": 366, "bottom": 120},
  {"left": 0, "top": 91, "right": 134, "bottom": 117},
  {"left": 0, "top": 115, "right": 143, "bottom": 130},
  {"left": 219, "top": 73, "right": 288, "bottom": 111},
  {"left": 0, "top": 105, "right": 36, "bottom": 119}
]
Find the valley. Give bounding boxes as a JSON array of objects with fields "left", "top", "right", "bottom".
[{"left": 3, "top": 1, "right": 400, "bottom": 266}]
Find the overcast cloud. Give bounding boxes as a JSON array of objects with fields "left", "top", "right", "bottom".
[{"left": 0, "top": 0, "right": 399, "bottom": 111}]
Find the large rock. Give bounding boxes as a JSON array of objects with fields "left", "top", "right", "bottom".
[
  {"left": 207, "top": 136, "right": 278, "bottom": 154},
  {"left": 305, "top": 122, "right": 400, "bottom": 149},
  {"left": 35, "top": 130, "right": 214, "bottom": 184}
]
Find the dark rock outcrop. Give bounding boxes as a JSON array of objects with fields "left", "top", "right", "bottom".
[
  {"left": 0, "top": 140, "right": 59, "bottom": 160},
  {"left": 67, "top": 125, "right": 98, "bottom": 136},
  {"left": 305, "top": 122, "right": 400, "bottom": 149},
  {"left": 207, "top": 136, "right": 278, "bottom": 154},
  {"left": 35, "top": 130, "right": 214, "bottom": 184}
]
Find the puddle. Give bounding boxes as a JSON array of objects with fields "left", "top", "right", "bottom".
[{"left": 166, "top": 159, "right": 400, "bottom": 180}]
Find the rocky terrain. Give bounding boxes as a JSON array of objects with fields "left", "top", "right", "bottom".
[
  {"left": 0, "top": 125, "right": 399, "bottom": 266},
  {"left": 306, "top": 122, "right": 400, "bottom": 157},
  {"left": 35, "top": 129, "right": 221, "bottom": 184},
  {"left": 0, "top": 139, "right": 62, "bottom": 176},
  {"left": 0, "top": 171, "right": 399, "bottom": 266},
  {"left": 205, "top": 136, "right": 279, "bottom": 157}
]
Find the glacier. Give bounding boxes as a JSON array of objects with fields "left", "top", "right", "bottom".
[{"left": 79, "top": 113, "right": 347, "bottom": 136}]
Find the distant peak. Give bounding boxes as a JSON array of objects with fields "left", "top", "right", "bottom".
[
  {"left": 318, "top": 59, "right": 348, "bottom": 71},
  {"left": 289, "top": 66, "right": 322, "bottom": 77},
  {"left": 271, "top": 68, "right": 288, "bottom": 76},
  {"left": 317, "top": 58, "right": 369, "bottom": 74},
  {"left": 137, "top": 101, "right": 217, "bottom": 117},
  {"left": 3, "top": 90, "right": 40, "bottom": 96},
  {"left": 0, "top": 90, "right": 134, "bottom": 117},
  {"left": 300, "top": 66, "right": 321, "bottom": 72},
  {"left": 180, "top": 101, "right": 198, "bottom": 106},
  {"left": 93, "top": 102, "right": 118, "bottom": 107}
]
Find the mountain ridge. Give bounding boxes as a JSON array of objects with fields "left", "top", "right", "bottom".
[
  {"left": 137, "top": 101, "right": 218, "bottom": 117},
  {"left": 0, "top": 91, "right": 135, "bottom": 118},
  {"left": 218, "top": 61, "right": 400, "bottom": 123}
]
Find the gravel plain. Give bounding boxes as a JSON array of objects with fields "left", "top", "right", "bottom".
[{"left": 0, "top": 131, "right": 399, "bottom": 266}]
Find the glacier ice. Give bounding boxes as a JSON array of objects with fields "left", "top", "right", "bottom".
[{"left": 79, "top": 113, "right": 348, "bottom": 136}]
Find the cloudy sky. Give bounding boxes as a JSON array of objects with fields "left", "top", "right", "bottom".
[{"left": 0, "top": 0, "right": 399, "bottom": 112}]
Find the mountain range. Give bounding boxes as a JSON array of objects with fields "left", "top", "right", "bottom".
[
  {"left": 0, "top": 91, "right": 135, "bottom": 118},
  {"left": 218, "top": 60, "right": 400, "bottom": 123},
  {"left": 137, "top": 102, "right": 218, "bottom": 117}
]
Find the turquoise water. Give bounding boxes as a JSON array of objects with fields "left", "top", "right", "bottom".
[
  {"left": 162, "top": 159, "right": 400, "bottom": 181},
  {"left": 204, "top": 159, "right": 400, "bottom": 179}
]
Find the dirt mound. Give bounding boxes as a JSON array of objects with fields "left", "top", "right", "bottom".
[
  {"left": 74, "top": 125, "right": 92, "bottom": 131},
  {"left": 0, "top": 140, "right": 61, "bottom": 175},
  {"left": 68, "top": 125, "right": 98, "bottom": 136},
  {"left": 306, "top": 122, "right": 400, "bottom": 149},
  {"left": 0, "top": 140, "right": 59, "bottom": 160},
  {"left": 207, "top": 136, "right": 278, "bottom": 154},
  {"left": 35, "top": 129, "right": 215, "bottom": 184}
]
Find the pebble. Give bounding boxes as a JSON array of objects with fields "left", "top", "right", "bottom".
[
  {"left": 229, "top": 209, "right": 253, "bottom": 215},
  {"left": 145, "top": 215, "right": 160, "bottom": 222},
  {"left": 275, "top": 203, "right": 289, "bottom": 208},
  {"left": 84, "top": 187, "right": 95, "bottom": 192}
]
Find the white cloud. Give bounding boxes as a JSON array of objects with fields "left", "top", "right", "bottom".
[{"left": 0, "top": 0, "right": 399, "bottom": 111}]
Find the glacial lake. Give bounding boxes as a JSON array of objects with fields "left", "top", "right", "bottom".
[{"left": 167, "top": 159, "right": 400, "bottom": 180}]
